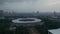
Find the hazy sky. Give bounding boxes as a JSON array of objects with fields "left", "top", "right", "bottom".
[{"left": 0, "top": 0, "right": 60, "bottom": 12}]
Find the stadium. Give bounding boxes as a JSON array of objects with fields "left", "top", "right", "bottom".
[{"left": 12, "top": 18, "right": 42, "bottom": 27}]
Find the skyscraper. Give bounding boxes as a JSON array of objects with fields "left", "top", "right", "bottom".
[
  {"left": 0, "top": 10, "right": 3, "bottom": 17},
  {"left": 54, "top": 11, "right": 57, "bottom": 17},
  {"left": 36, "top": 11, "right": 40, "bottom": 16},
  {"left": 0, "top": 10, "right": 5, "bottom": 19}
]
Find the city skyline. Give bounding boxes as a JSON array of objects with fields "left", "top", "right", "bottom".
[{"left": 0, "top": 0, "right": 60, "bottom": 12}]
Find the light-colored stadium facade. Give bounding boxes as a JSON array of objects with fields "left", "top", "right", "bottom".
[{"left": 11, "top": 18, "right": 42, "bottom": 27}]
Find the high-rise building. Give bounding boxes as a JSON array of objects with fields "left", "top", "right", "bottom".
[
  {"left": 36, "top": 11, "right": 40, "bottom": 16},
  {"left": 0, "top": 10, "right": 3, "bottom": 17},
  {"left": 0, "top": 10, "right": 5, "bottom": 19},
  {"left": 54, "top": 11, "right": 57, "bottom": 17},
  {"left": 36, "top": 11, "right": 39, "bottom": 14}
]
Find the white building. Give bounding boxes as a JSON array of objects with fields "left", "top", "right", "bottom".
[{"left": 48, "top": 28, "right": 60, "bottom": 34}]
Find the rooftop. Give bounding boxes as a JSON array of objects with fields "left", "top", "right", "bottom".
[{"left": 12, "top": 18, "right": 41, "bottom": 23}]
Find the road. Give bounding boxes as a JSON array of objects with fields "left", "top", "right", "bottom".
[{"left": 29, "top": 28, "right": 40, "bottom": 34}]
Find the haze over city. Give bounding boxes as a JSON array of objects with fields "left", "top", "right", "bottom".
[
  {"left": 1, "top": 0, "right": 60, "bottom": 34},
  {"left": 0, "top": 0, "right": 60, "bottom": 13}
]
